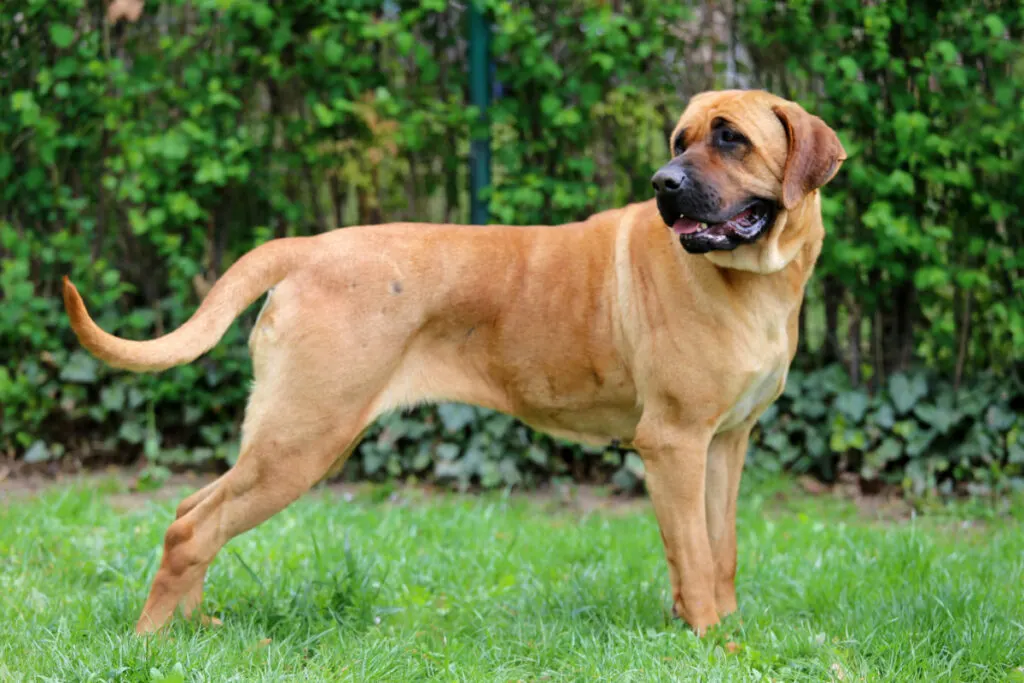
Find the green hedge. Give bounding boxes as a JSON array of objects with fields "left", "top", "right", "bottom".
[
  {"left": 741, "top": 0, "right": 1024, "bottom": 382},
  {"left": 1, "top": 0, "right": 1022, "bottom": 496},
  {"left": 752, "top": 367, "right": 1023, "bottom": 496}
]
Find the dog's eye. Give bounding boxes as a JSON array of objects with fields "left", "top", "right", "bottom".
[
  {"left": 672, "top": 129, "right": 688, "bottom": 156},
  {"left": 717, "top": 128, "right": 747, "bottom": 146}
]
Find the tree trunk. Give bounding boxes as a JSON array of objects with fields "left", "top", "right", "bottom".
[
  {"left": 847, "top": 300, "right": 861, "bottom": 386},
  {"left": 954, "top": 289, "right": 973, "bottom": 390},
  {"left": 822, "top": 275, "right": 843, "bottom": 365},
  {"left": 331, "top": 175, "right": 346, "bottom": 229},
  {"left": 873, "top": 308, "right": 885, "bottom": 391},
  {"left": 896, "top": 282, "right": 918, "bottom": 371}
]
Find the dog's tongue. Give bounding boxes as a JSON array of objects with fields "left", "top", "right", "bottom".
[{"left": 672, "top": 217, "right": 703, "bottom": 235}]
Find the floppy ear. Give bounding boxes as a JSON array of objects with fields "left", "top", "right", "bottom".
[{"left": 772, "top": 103, "right": 847, "bottom": 211}]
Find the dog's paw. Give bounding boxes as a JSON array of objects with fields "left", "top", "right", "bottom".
[{"left": 671, "top": 599, "right": 720, "bottom": 637}]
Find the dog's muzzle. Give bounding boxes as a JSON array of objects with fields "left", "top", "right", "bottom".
[{"left": 652, "top": 161, "right": 777, "bottom": 254}]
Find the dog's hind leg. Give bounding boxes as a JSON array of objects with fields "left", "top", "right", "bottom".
[
  {"left": 174, "top": 475, "right": 224, "bottom": 520},
  {"left": 168, "top": 474, "right": 225, "bottom": 622},
  {"left": 134, "top": 268, "right": 433, "bottom": 633},
  {"left": 135, "top": 381, "right": 379, "bottom": 634}
]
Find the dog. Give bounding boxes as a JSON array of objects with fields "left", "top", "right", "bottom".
[{"left": 63, "top": 89, "right": 845, "bottom": 635}]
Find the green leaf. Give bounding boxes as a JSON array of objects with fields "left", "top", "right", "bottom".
[
  {"left": 624, "top": 452, "right": 645, "bottom": 479},
  {"left": 23, "top": 440, "right": 51, "bottom": 463},
  {"left": 806, "top": 431, "right": 827, "bottom": 458},
  {"left": 829, "top": 430, "right": 847, "bottom": 453},
  {"left": 872, "top": 438, "right": 903, "bottom": 464},
  {"left": 395, "top": 32, "right": 414, "bottom": 55},
  {"left": 118, "top": 421, "right": 145, "bottom": 444},
  {"left": 892, "top": 419, "right": 919, "bottom": 439},
  {"left": 479, "top": 459, "right": 501, "bottom": 487},
  {"left": 933, "top": 40, "right": 958, "bottom": 64},
  {"left": 11, "top": 90, "right": 35, "bottom": 113},
  {"left": 983, "top": 14, "right": 1006, "bottom": 38},
  {"left": 437, "top": 404, "right": 476, "bottom": 433},
  {"left": 526, "top": 445, "right": 548, "bottom": 467},
  {"left": 837, "top": 56, "right": 859, "bottom": 79},
  {"left": 913, "top": 266, "right": 948, "bottom": 290},
  {"left": 49, "top": 24, "right": 75, "bottom": 48},
  {"left": 845, "top": 428, "right": 867, "bottom": 450},
  {"left": 611, "top": 467, "right": 637, "bottom": 490},
  {"left": 986, "top": 405, "right": 1017, "bottom": 432},
  {"left": 411, "top": 448, "right": 432, "bottom": 471},
  {"left": 484, "top": 414, "right": 514, "bottom": 438},
  {"left": 913, "top": 403, "right": 959, "bottom": 434},
  {"left": 763, "top": 431, "right": 789, "bottom": 453},
  {"left": 888, "top": 373, "right": 927, "bottom": 414},
  {"left": 100, "top": 385, "right": 126, "bottom": 412},
  {"left": 60, "top": 351, "right": 99, "bottom": 384},
  {"left": 540, "top": 93, "right": 561, "bottom": 116},
  {"left": 792, "top": 398, "right": 827, "bottom": 419},
  {"left": 435, "top": 443, "right": 460, "bottom": 461},
  {"left": 872, "top": 403, "right": 895, "bottom": 430},
  {"left": 499, "top": 457, "right": 522, "bottom": 486},
  {"left": 906, "top": 429, "right": 937, "bottom": 457},
  {"left": 835, "top": 390, "right": 869, "bottom": 423},
  {"left": 363, "top": 449, "right": 385, "bottom": 475},
  {"left": 313, "top": 102, "right": 335, "bottom": 127},
  {"left": 195, "top": 159, "right": 227, "bottom": 185}
]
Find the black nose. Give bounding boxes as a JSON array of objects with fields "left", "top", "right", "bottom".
[{"left": 651, "top": 165, "right": 686, "bottom": 194}]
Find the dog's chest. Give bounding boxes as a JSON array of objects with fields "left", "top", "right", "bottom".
[
  {"left": 716, "top": 322, "right": 790, "bottom": 432},
  {"left": 718, "top": 363, "right": 786, "bottom": 432}
]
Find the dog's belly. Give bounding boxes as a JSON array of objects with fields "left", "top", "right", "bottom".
[
  {"left": 490, "top": 344, "right": 642, "bottom": 446},
  {"left": 373, "top": 327, "right": 641, "bottom": 447},
  {"left": 473, "top": 362, "right": 641, "bottom": 447},
  {"left": 515, "top": 401, "right": 642, "bottom": 447}
]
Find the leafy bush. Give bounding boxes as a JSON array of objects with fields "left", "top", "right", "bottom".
[
  {"left": 351, "top": 404, "right": 647, "bottom": 492},
  {"left": 751, "top": 366, "right": 1024, "bottom": 496},
  {"left": 1, "top": 0, "right": 1021, "bottom": 496},
  {"left": 0, "top": 0, "right": 684, "bottom": 481},
  {"left": 741, "top": 0, "right": 1024, "bottom": 383}
]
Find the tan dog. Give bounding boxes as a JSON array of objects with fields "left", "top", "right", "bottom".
[{"left": 63, "top": 89, "right": 845, "bottom": 635}]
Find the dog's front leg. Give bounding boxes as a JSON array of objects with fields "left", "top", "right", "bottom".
[
  {"left": 704, "top": 423, "right": 753, "bottom": 618},
  {"left": 636, "top": 425, "right": 719, "bottom": 635}
]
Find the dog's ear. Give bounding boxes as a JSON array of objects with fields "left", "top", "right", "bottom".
[{"left": 772, "top": 103, "right": 846, "bottom": 211}]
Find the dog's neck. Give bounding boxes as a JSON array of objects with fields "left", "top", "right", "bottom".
[{"left": 703, "top": 192, "right": 825, "bottom": 278}]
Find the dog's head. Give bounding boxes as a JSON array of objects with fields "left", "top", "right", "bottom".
[{"left": 652, "top": 90, "right": 845, "bottom": 272}]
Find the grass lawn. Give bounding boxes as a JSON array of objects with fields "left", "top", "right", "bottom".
[{"left": 1, "top": 474, "right": 1022, "bottom": 682}]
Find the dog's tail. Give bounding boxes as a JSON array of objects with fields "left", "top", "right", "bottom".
[{"left": 63, "top": 237, "right": 311, "bottom": 373}]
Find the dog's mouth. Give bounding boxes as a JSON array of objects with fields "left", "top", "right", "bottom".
[{"left": 669, "top": 199, "right": 777, "bottom": 254}]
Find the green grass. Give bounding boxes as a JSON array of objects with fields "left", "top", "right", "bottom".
[{"left": 1, "top": 476, "right": 1022, "bottom": 682}]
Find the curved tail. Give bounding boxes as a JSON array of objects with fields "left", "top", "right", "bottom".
[{"left": 63, "top": 237, "right": 312, "bottom": 372}]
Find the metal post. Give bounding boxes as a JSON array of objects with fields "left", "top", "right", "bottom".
[{"left": 468, "top": 1, "right": 491, "bottom": 225}]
